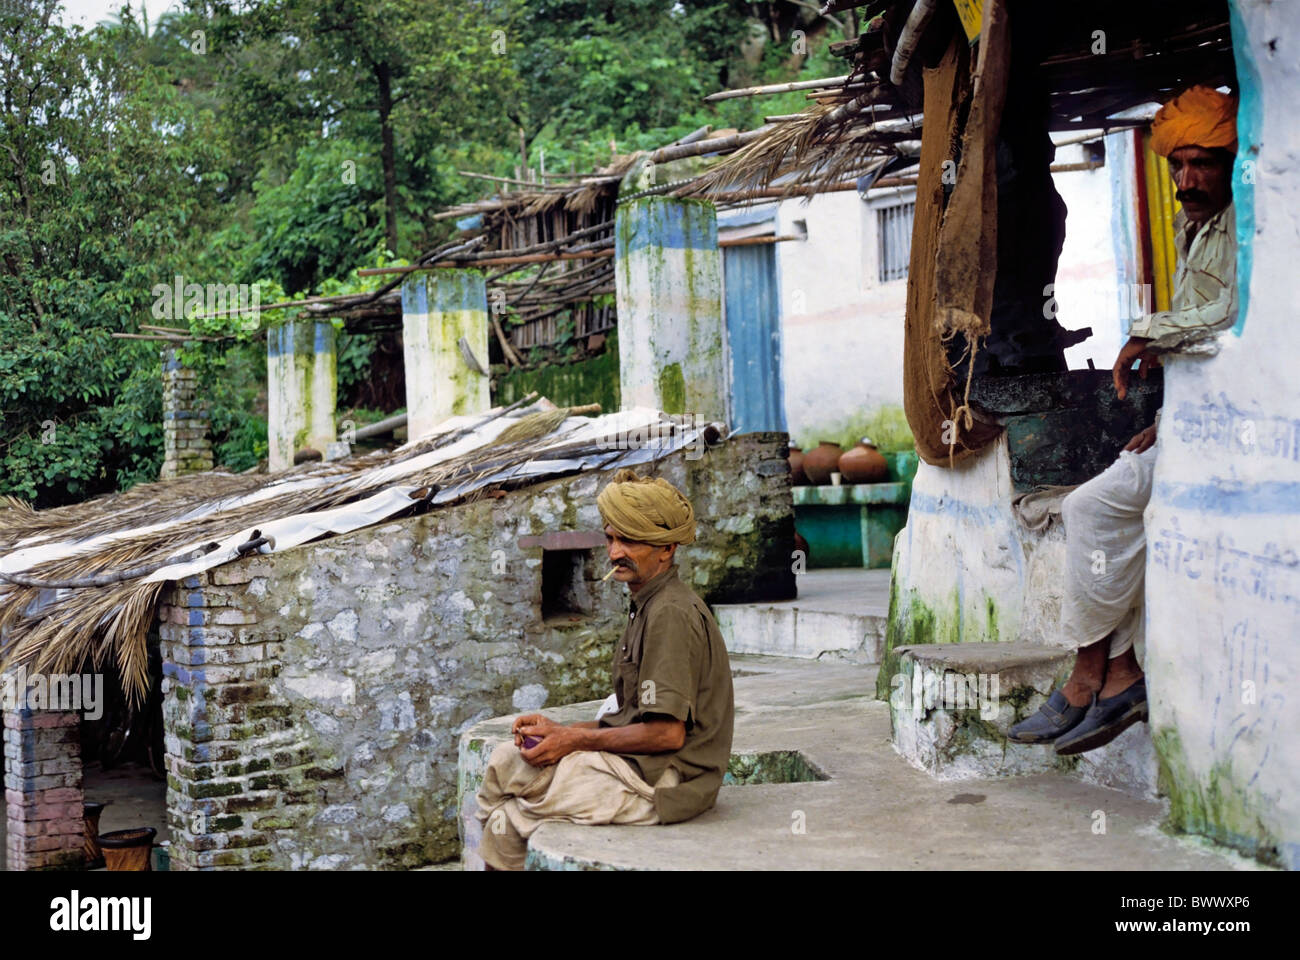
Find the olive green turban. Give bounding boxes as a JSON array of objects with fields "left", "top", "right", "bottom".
[{"left": 596, "top": 468, "right": 696, "bottom": 546}]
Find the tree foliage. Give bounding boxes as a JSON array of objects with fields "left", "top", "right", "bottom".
[{"left": 1, "top": 0, "right": 851, "bottom": 506}]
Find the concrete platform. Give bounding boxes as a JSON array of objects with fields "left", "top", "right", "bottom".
[
  {"left": 712, "top": 569, "right": 891, "bottom": 663},
  {"left": 888, "top": 643, "right": 1161, "bottom": 797},
  {"left": 460, "top": 656, "right": 1262, "bottom": 871}
]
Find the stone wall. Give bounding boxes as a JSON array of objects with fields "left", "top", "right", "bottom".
[{"left": 158, "top": 432, "right": 793, "bottom": 869}]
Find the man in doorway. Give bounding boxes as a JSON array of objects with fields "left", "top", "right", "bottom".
[
  {"left": 1010, "top": 85, "right": 1239, "bottom": 754},
  {"left": 474, "top": 468, "right": 734, "bottom": 870}
]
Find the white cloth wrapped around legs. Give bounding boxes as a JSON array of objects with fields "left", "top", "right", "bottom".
[{"left": 1059, "top": 445, "right": 1158, "bottom": 658}]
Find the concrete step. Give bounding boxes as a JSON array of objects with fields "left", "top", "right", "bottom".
[
  {"left": 458, "top": 656, "right": 1253, "bottom": 871},
  {"left": 889, "top": 642, "right": 1160, "bottom": 798},
  {"left": 712, "top": 569, "right": 890, "bottom": 663}
]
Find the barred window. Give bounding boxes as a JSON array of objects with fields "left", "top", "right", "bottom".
[{"left": 876, "top": 201, "right": 915, "bottom": 283}]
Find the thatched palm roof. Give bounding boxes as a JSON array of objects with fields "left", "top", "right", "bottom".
[{"left": 0, "top": 399, "right": 714, "bottom": 701}]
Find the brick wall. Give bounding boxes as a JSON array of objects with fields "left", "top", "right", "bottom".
[
  {"left": 3, "top": 706, "right": 85, "bottom": 871},
  {"left": 160, "top": 348, "right": 213, "bottom": 480}
]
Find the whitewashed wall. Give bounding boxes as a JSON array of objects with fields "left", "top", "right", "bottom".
[
  {"left": 1143, "top": 0, "right": 1300, "bottom": 868},
  {"left": 764, "top": 163, "right": 1123, "bottom": 446},
  {"left": 773, "top": 190, "right": 907, "bottom": 442},
  {"left": 1054, "top": 140, "right": 1126, "bottom": 372}
]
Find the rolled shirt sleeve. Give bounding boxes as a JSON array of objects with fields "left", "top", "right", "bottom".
[{"left": 1126, "top": 274, "right": 1237, "bottom": 351}]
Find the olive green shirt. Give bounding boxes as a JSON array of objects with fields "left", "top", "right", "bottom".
[{"left": 599, "top": 565, "right": 734, "bottom": 824}]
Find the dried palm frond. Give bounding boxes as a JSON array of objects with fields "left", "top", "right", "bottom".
[{"left": 0, "top": 396, "right": 688, "bottom": 706}]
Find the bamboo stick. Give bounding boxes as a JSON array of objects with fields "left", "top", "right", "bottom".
[
  {"left": 704, "top": 75, "right": 853, "bottom": 102},
  {"left": 457, "top": 170, "right": 569, "bottom": 189},
  {"left": 719, "top": 234, "right": 802, "bottom": 248},
  {"left": 358, "top": 250, "right": 614, "bottom": 276},
  {"left": 648, "top": 127, "right": 771, "bottom": 164},
  {"left": 667, "top": 124, "right": 713, "bottom": 145},
  {"left": 112, "top": 332, "right": 226, "bottom": 343}
]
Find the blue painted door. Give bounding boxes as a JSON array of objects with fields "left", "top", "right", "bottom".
[{"left": 724, "top": 243, "right": 786, "bottom": 434}]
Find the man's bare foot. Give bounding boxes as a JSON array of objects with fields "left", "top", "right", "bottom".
[
  {"left": 1061, "top": 640, "right": 1108, "bottom": 707},
  {"left": 1099, "top": 647, "right": 1144, "bottom": 699}
]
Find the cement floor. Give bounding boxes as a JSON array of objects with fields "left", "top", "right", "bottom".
[
  {"left": 786, "top": 568, "right": 892, "bottom": 616},
  {"left": 525, "top": 655, "right": 1267, "bottom": 871}
]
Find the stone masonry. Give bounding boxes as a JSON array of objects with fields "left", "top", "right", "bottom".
[
  {"left": 3, "top": 706, "right": 84, "bottom": 871},
  {"left": 156, "top": 432, "right": 795, "bottom": 869},
  {"left": 160, "top": 348, "right": 213, "bottom": 480}
]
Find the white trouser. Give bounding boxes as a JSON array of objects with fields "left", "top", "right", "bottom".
[{"left": 1060, "top": 444, "right": 1158, "bottom": 657}]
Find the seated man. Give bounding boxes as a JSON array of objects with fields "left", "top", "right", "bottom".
[
  {"left": 474, "top": 468, "right": 734, "bottom": 870},
  {"left": 1010, "top": 85, "right": 1239, "bottom": 755}
]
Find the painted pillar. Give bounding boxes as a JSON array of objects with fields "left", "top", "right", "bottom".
[
  {"left": 266, "top": 321, "right": 337, "bottom": 472},
  {"left": 615, "top": 191, "right": 727, "bottom": 422},
  {"left": 1142, "top": 0, "right": 1300, "bottom": 868},
  {"left": 400, "top": 269, "right": 490, "bottom": 443},
  {"left": 3, "top": 693, "right": 85, "bottom": 871},
  {"left": 160, "top": 348, "right": 213, "bottom": 479}
]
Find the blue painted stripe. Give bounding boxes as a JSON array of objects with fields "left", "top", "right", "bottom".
[
  {"left": 1229, "top": 1, "right": 1259, "bottom": 336},
  {"left": 1154, "top": 480, "right": 1300, "bottom": 514},
  {"left": 266, "top": 321, "right": 334, "bottom": 358},
  {"left": 400, "top": 271, "right": 487, "bottom": 315},
  {"left": 906, "top": 490, "right": 1007, "bottom": 526},
  {"left": 400, "top": 274, "right": 428, "bottom": 316},
  {"left": 616, "top": 197, "right": 718, "bottom": 257},
  {"left": 314, "top": 321, "right": 334, "bottom": 353}
]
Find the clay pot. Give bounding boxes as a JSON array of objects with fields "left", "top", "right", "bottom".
[
  {"left": 788, "top": 445, "right": 808, "bottom": 485},
  {"left": 84, "top": 801, "right": 108, "bottom": 869},
  {"left": 838, "top": 438, "right": 889, "bottom": 484},
  {"left": 99, "top": 827, "right": 156, "bottom": 872},
  {"left": 802, "top": 441, "right": 843, "bottom": 486}
]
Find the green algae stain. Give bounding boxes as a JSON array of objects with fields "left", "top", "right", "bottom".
[
  {"left": 1152, "top": 727, "right": 1283, "bottom": 867},
  {"left": 659, "top": 362, "right": 686, "bottom": 414}
]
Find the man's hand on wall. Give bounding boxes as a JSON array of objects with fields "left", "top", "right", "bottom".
[
  {"left": 1124, "top": 424, "right": 1158, "bottom": 454},
  {"left": 1112, "top": 336, "right": 1160, "bottom": 400}
]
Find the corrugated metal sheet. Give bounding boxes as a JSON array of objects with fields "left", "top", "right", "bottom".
[{"left": 724, "top": 243, "right": 787, "bottom": 434}]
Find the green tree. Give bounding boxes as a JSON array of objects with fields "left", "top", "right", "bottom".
[{"left": 0, "top": 1, "right": 226, "bottom": 504}]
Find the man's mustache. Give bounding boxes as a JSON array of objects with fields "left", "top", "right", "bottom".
[{"left": 1176, "top": 189, "right": 1210, "bottom": 205}]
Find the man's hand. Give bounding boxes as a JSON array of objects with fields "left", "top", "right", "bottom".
[
  {"left": 1124, "top": 424, "right": 1158, "bottom": 454},
  {"left": 1112, "top": 336, "right": 1159, "bottom": 400},
  {"left": 516, "top": 717, "right": 586, "bottom": 767},
  {"left": 511, "top": 713, "right": 549, "bottom": 746}
]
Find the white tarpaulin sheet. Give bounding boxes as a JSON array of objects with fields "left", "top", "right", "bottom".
[{"left": 1, "top": 405, "right": 709, "bottom": 587}]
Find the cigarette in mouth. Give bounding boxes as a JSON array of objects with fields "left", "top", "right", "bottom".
[{"left": 602, "top": 566, "right": 620, "bottom": 581}]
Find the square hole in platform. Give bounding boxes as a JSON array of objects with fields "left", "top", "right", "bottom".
[{"left": 724, "top": 750, "right": 829, "bottom": 785}]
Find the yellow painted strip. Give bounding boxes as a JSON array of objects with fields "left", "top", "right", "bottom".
[
  {"left": 1142, "top": 132, "right": 1181, "bottom": 313},
  {"left": 952, "top": 0, "right": 984, "bottom": 42}
]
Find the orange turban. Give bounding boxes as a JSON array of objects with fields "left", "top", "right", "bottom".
[{"left": 1149, "top": 86, "right": 1238, "bottom": 157}]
